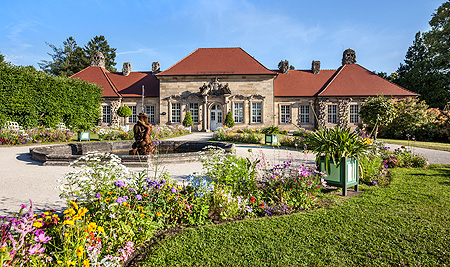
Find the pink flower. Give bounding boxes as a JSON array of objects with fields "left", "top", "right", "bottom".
[
  {"left": 28, "top": 243, "right": 45, "bottom": 255},
  {"left": 34, "top": 232, "right": 52, "bottom": 244}
]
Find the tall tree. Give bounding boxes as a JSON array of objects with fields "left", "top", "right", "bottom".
[
  {"left": 39, "top": 37, "right": 86, "bottom": 77},
  {"left": 395, "top": 1, "right": 450, "bottom": 109},
  {"left": 39, "top": 35, "right": 117, "bottom": 76},
  {"left": 83, "top": 35, "right": 117, "bottom": 72}
]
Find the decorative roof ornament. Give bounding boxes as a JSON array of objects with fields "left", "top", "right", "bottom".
[
  {"left": 199, "top": 77, "right": 231, "bottom": 96},
  {"left": 91, "top": 51, "right": 105, "bottom": 68},
  {"left": 342, "top": 49, "right": 356, "bottom": 65}
]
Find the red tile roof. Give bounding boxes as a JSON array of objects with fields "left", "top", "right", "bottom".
[
  {"left": 318, "top": 64, "right": 417, "bottom": 97},
  {"left": 274, "top": 69, "right": 336, "bottom": 97},
  {"left": 274, "top": 64, "right": 417, "bottom": 97},
  {"left": 70, "top": 67, "right": 159, "bottom": 98},
  {"left": 157, "top": 48, "right": 276, "bottom": 76}
]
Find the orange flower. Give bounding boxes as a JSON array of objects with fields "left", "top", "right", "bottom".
[
  {"left": 142, "top": 193, "right": 148, "bottom": 197},
  {"left": 140, "top": 214, "right": 145, "bottom": 218},
  {"left": 156, "top": 212, "right": 162, "bottom": 217}
]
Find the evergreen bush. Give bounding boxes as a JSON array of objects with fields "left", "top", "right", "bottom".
[
  {"left": 224, "top": 111, "right": 234, "bottom": 128},
  {"left": 183, "top": 111, "right": 194, "bottom": 127},
  {"left": 117, "top": 106, "right": 132, "bottom": 118}
]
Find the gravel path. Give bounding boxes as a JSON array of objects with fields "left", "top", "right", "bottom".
[{"left": 1, "top": 134, "right": 448, "bottom": 216}]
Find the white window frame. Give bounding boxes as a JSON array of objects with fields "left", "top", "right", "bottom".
[
  {"left": 300, "top": 105, "right": 310, "bottom": 124},
  {"left": 102, "top": 105, "right": 111, "bottom": 124},
  {"left": 128, "top": 106, "right": 137, "bottom": 124},
  {"left": 327, "top": 104, "right": 337, "bottom": 124},
  {"left": 350, "top": 104, "right": 359, "bottom": 124},
  {"left": 251, "top": 102, "right": 262, "bottom": 123},
  {"left": 189, "top": 103, "right": 199, "bottom": 124},
  {"left": 280, "top": 105, "right": 291, "bottom": 124},
  {"left": 233, "top": 102, "right": 244, "bottom": 123},
  {"left": 171, "top": 103, "right": 181, "bottom": 123},
  {"left": 145, "top": 106, "right": 155, "bottom": 124}
]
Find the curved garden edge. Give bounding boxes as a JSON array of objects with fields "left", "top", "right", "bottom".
[{"left": 124, "top": 187, "right": 363, "bottom": 267}]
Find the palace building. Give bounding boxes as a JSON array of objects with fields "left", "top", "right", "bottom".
[{"left": 71, "top": 48, "right": 417, "bottom": 131}]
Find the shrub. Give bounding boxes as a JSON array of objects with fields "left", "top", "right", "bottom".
[
  {"left": 359, "top": 95, "right": 396, "bottom": 139},
  {"left": 224, "top": 111, "right": 234, "bottom": 128},
  {"left": 182, "top": 111, "right": 194, "bottom": 127},
  {"left": 261, "top": 125, "right": 280, "bottom": 135},
  {"left": 117, "top": 106, "right": 132, "bottom": 118}
]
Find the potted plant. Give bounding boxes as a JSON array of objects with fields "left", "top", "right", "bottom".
[
  {"left": 182, "top": 111, "right": 194, "bottom": 132},
  {"left": 262, "top": 125, "right": 280, "bottom": 145},
  {"left": 304, "top": 126, "right": 371, "bottom": 195},
  {"left": 117, "top": 106, "right": 133, "bottom": 131},
  {"left": 77, "top": 123, "right": 91, "bottom": 141},
  {"left": 224, "top": 111, "right": 235, "bottom": 128}
]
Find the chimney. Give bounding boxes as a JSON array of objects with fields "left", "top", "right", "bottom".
[
  {"left": 152, "top": 62, "right": 160, "bottom": 74},
  {"left": 91, "top": 51, "right": 105, "bottom": 68},
  {"left": 342, "top": 48, "right": 356, "bottom": 65},
  {"left": 279, "top": 60, "right": 289, "bottom": 74},
  {"left": 312, "top": 60, "right": 320, "bottom": 74},
  {"left": 122, "top": 62, "right": 131, "bottom": 76}
]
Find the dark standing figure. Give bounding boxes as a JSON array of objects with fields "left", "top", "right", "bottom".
[{"left": 130, "top": 113, "right": 155, "bottom": 155}]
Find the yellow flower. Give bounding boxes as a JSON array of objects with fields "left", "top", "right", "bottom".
[
  {"left": 64, "top": 208, "right": 76, "bottom": 216},
  {"left": 140, "top": 214, "right": 145, "bottom": 218},
  {"left": 63, "top": 220, "right": 74, "bottom": 226},
  {"left": 57, "top": 260, "right": 63, "bottom": 264},
  {"left": 97, "top": 226, "right": 104, "bottom": 233},
  {"left": 156, "top": 212, "right": 162, "bottom": 217},
  {"left": 137, "top": 206, "right": 144, "bottom": 210},
  {"left": 43, "top": 211, "right": 51, "bottom": 216},
  {"left": 70, "top": 201, "right": 79, "bottom": 210},
  {"left": 67, "top": 260, "right": 76, "bottom": 265},
  {"left": 64, "top": 232, "right": 70, "bottom": 237},
  {"left": 107, "top": 192, "right": 113, "bottom": 195},
  {"left": 32, "top": 221, "right": 43, "bottom": 228},
  {"left": 87, "top": 222, "right": 97, "bottom": 232},
  {"left": 76, "top": 245, "right": 84, "bottom": 258},
  {"left": 78, "top": 207, "right": 89, "bottom": 217},
  {"left": 104, "top": 198, "right": 111, "bottom": 203},
  {"left": 83, "top": 259, "right": 90, "bottom": 267}
]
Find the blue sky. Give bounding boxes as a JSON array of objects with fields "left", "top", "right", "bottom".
[{"left": 0, "top": 0, "right": 445, "bottom": 74}]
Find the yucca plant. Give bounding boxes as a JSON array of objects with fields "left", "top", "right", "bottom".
[{"left": 305, "top": 126, "right": 371, "bottom": 170}]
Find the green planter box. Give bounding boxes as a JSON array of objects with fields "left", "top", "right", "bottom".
[
  {"left": 265, "top": 134, "right": 278, "bottom": 145},
  {"left": 78, "top": 131, "right": 91, "bottom": 141},
  {"left": 318, "top": 156, "right": 359, "bottom": 196}
]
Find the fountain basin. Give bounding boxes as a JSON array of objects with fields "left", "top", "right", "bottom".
[{"left": 30, "top": 140, "right": 235, "bottom": 167}]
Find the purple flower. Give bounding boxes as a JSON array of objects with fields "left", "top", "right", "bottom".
[
  {"left": 114, "top": 181, "right": 126, "bottom": 187},
  {"left": 28, "top": 243, "right": 45, "bottom": 255},
  {"left": 161, "top": 179, "right": 166, "bottom": 184},
  {"left": 95, "top": 193, "right": 102, "bottom": 198},
  {"left": 34, "top": 232, "right": 52, "bottom": 244},
  {"left": 129, "top": 188, "right": 136, "bottom": 193},
  {"left": 135, "top": 194, "right": 142, "bottom": 200},
  {"left": 171, "top": 187, "right": 177, "bottom": 194},
  {"left": 20, "top": 204, "right": 27, "bottom": 209},
  {"left": 370, "top": 180, "right": 378, "bottom": 185},
  {"left": 116, "top": 197, "right": 127, "bottom": 204},
  {"left": 308, "top": 100, "right": 313, "bottom": 104}
]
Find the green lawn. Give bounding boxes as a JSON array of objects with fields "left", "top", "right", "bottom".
[
  {"left": 140, "top": 165, "right": 450, "bottom": 266},
  {"left": 379, "top": 138, "right": 450, "bottom": 152}
]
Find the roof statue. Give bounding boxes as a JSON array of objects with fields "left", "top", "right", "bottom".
[{"left": 91, "top": 51, "right": 105, "bottom": 68}]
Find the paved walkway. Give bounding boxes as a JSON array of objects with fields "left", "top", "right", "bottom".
[{"left": 1, "top": 133, "right": 449, "bottom": 216}]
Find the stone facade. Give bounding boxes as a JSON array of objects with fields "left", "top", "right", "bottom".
[{"left": 158, "top": 75, "right": 276, "bottom": 131}]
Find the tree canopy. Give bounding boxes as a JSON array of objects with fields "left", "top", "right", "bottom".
[
  {"left": 395, "top": 1, "right": 450, "bottom": 109},
  {"left": 39, "top": 35, "right": 117, "bottom": 77},
  {"left": 359, "top": 95, "right": 396, "bottom": 139}
]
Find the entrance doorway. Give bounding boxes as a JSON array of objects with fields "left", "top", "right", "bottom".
[{"left": 210, "top": 104, "right": 223, "bottom": 131}]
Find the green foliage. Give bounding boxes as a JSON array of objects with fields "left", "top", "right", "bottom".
[
  {"left": 39, "top": 35, "right": 117, "bottom": 76},
  {"left": 359, "top": 95, "right": 396, "bottom": 138},
  {"left": 394, "top": 2, "right": 450, "bottom": 109},
  {"left": 182, "top": 111, "right": 194, "bottom": 127},
  {"left": 144, "top": 165, "right": 450, "bottom": 266},
  {"left": 304, "top": 126, "right": 371, "bottom": 169},
  {"left": 261, "top": 125, "right": 280, "bottom": 135},
  {"left": 117, "top": 105, "right": 132, "bottom": 118},
  {"left": 211, "top": 127, "right": 263, "bottom": 144},
  {"left": 0, "top": 61, "right": 102, "bottom": 129},
  {"left": 224, "top": 111, "right": 234, "bottom": 128}
]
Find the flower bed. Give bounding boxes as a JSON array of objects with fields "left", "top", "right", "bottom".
[
  {"left": 1, "top": 147, "right": 327, "bottom": 266},
  {"left": 0, "top": 126, "right": 74, "bottom": 145}
]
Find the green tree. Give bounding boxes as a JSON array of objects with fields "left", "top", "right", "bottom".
[
  {"left": 83, "top": 35, "right": 117, "bottom": 72},
  {"left": 39, "top": 35, "right": 117, "bottom": 76},
  {"left": 39, "top": 37, "right": 87, "bottom": 77},
  {"left": 182, "top": 111, "right": 194, "bottom": 127},
  {"left": 117, "top": 106, "right": 132, "bottom": 118},
  {"left": 395, "top": 1, "right": 450, "bottom": 109},
  {"left": 224, "top": 111, "right": 234, "bottom": 128},
  {"left": 359, "top": 95, "right": 396, "bottom": 139}
]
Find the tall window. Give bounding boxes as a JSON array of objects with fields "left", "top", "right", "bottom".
[
  {"left": 145, "top": 106, "right": 155, "bottom": 124},
  {"left": 234, "top": 102, "right": 244, "bottom": 123},
  {"left": 327, "top": 105, "right": 337, "bottom": 124},
  {"left": 251, "top": 102, "right": 262, "bottom": 123},
  {"left": 300, "top": 105, "right": 310, "bottom": 124},
  {"left": 350, "top": 105, "right": 359, "bottom": 124},
  {"left": 171, "top": 103, "right": 181, "bottom": 123},
  {"left": 128, "top": 106, "right": 137, "bottom": 123},
  {"left": 102, "top": 105, "right": 111, "bottom": 123},
  {"left": 280, "top": 105, "right": 290, "bottom": 123},
  {"left": 189, "top": 103, "right": 199, "bottom": 123}
]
